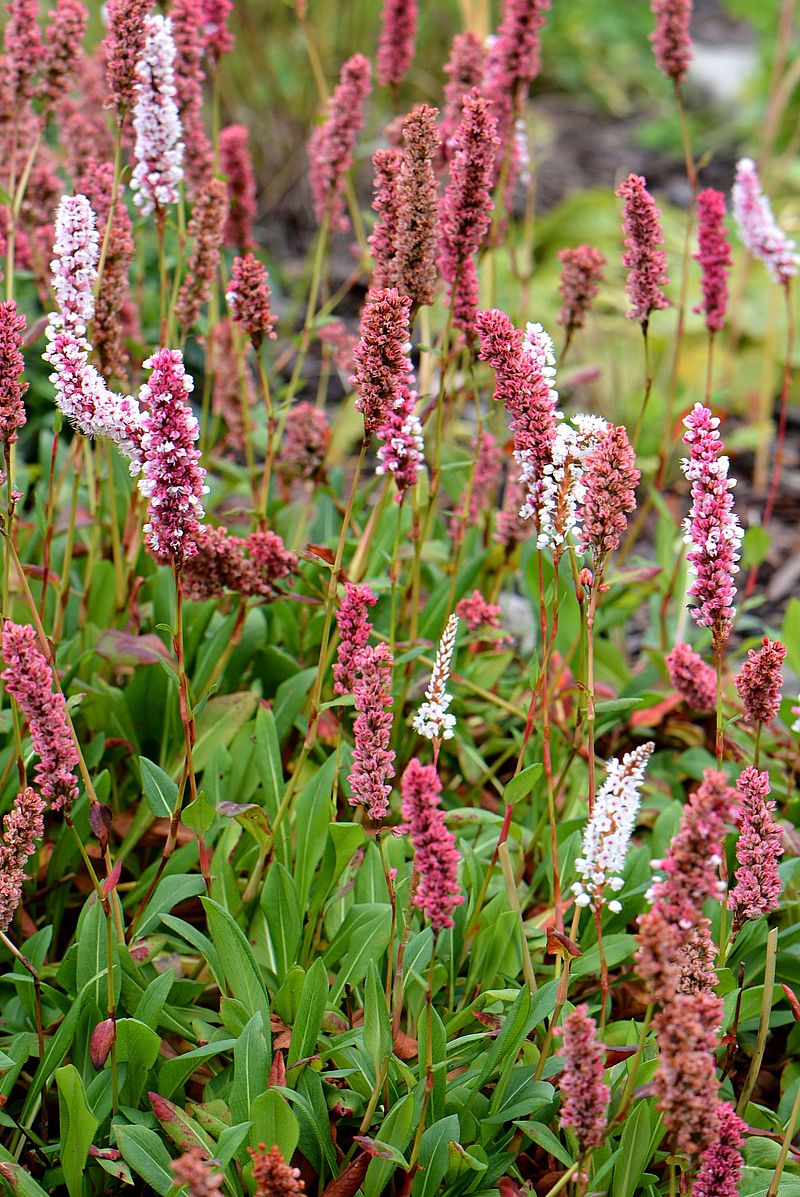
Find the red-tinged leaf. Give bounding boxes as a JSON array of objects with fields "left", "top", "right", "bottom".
[
  {"left": 88, "top": 802, "right": 113, "bottom": 854},
  {"left": 498, "top": 1178, "right": 524, "bottom": 1197},
  {"left": 392, "top": 1027, "right": 418, "bottom": 1059},
  {"left": 96, "top": 629, "right": 175, "bottom": 667},
  {"left": 603, "top": 1044, "right": 638, "bottom": 1067},
  {"left": 546, "top": 927, "right": 582, "bottom": 960},
  {"left": 319, "top": 1153, "right": 370, "bottom": 1197},
  {"left": 268, "top": 1050, "right": 286, "bottom": 1088},
  {"left": 472, "top": 1011, "right": 502, "bottom": 1032},
  {"left": 353, "top": 1136, "right": 396, "bottom": 1160},
  {"left": 88, "top": 1146, "right": 122, "bottom": 1160},
  {"left": 782, "top": 983, "right": 800, "bottom": 1023},
  {"left": 304, "top": 543, "right": 335, "bottom": 564},
  {"left": 630, "top": 694, "right": 683, "bottom": 728},
  {"left": 102, "top": 858, "right": 123, "bottom": 895}
]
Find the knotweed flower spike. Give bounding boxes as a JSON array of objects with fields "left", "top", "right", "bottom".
[
  {"left": 182, "top": 527, "right": 296, "bottom": 601},
  {"left": 450, "top": 430, "right": 503, "bottom": 537},
  {"left": 377, "top": 0, "right": 418, "bottom": 89},
  {"left": 0, "top": 787, "right": 46, "bottom": 933},
  {"left": 308, "top": 53, "right": 372, "bottom": 232},
  {"left": 653, "top": 990, "right": 723, "bottom": 1156},
  {"left": 333, "top": 583, "right": 377, "bottom": 697},
  {"left": 578, "top": 423, "right": 640, "bottom": 574},
  {"left": 734, "top": 636, "right": 786, "bottom": 726},
  {"left": 729, "top": 766, "right": 783, "bottom": 935},
  {"left": 281, "top": 402, "right": 330, "bottom": 479},
  {"left": 131, "top": 14, "right": 184, "bottom": 216},
  {"left": 665, "top": 642, "right": 716, "bottom": 711},
  {"left": 455, "top": 591, "right": 503, "bottom": 633},
  {"left": 693, "top": 1103, "right": 746, "bottom": 1197},
  {"left": 558, "top": 1004, "right": 609, "bottom": 1152},
  {"left": 572, "top": 742, "right": 654, "bottom": 913},
  {"left": 413, "top": 613, "right": 459, "bottom": 744},
  {"left": 376, "top": 381, "right": 425, "bottom": 499},
  {"left": 485, "top": 0, "right": 551, "bottom": 164},
  {"left": 401, "top": 758, "right": 463, "bottom": 931},
  {"left": 681, "top": 403, "right": 743, "bottom": 651},
  {"left": 369, "top": 148, "right": 404, "bottom": 287},
  {"left": 226, "top": 253, "right": 277, "bottom": 348},
  {"left": 352, "top": 287, "right": 413, "bottom": 438},
  {"left": 171, "top": 0, "right": 213, "bottom": 197},
  {"left": 732, "top": 157, "right": 800, "bottom": 285},
  {"left": 4, "top": 0, "right": 43, "bottom": 105},
  {"left": 176, "top": 177, "right": 229, "bottom": 331},
  {"left": 170, "top": 1146, "right": 224, "bottom": 1196},
  {"left": 616, "top": 173, "right": 670, "bottom": 327},
  {"left": 0, "top": 301, "right": 28, "bottom": 446},
  {"left": 78, "top": 159, "right": 135, "bottom": 382},
  {"left": 530, "top": 413, "right": 609, "bottom": 551},
  {"left": 396, "top": 104, "right": 440, "bottom": 309},
  {"left": 201, "top": 0, "right": 234, "bottom": 71},
  {"left": 248, "top": 1144, "right": 305, "bottom": 1197},
  {"left": 650, "top": 0, "right": 693, "bottom": 84},
  {"left": 220, "top": 125, "right": 257, "bottom": 252},
  {"left": 138, "top": 348, "right": 207, "bottom": 566},
  {"left": 1, "top": 622, "right": 80, "bottom": 813},
  {"left": 348, "top": 643, "right": 396, "bottom": 820},
  {"left": 556, "top": 245, "right": 606, "bottom": 342},
  {"left": 104, "top": 0, "right": 153, "bottom": 119},
  {"left": 694, "top": 188, "right": 731, "bottom": 333},
  {"left": 39, "top": 0, "right": 89, "bottom": 112},
  {"left": 441, "top": 32, "right": 486, "bottom": 158}
]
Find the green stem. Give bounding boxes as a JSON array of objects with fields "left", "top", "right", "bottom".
[{"left": 737, "top": 926, "right": 779, "bottom": 1115}]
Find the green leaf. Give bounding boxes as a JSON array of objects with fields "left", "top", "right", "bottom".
[
  {"left": 287, "top": 958, "right": 329, "bottom": 1068},
  {"left": 515, "top": 1120, "right": 573, "bottom": 1168},
  {"left": 75, "top": 895, "right": 120, "bottom": 1009},
  {"left": 149, "top": 1091, "right": 216, "bottom": 1154},
  {"left": 572, "top": 935, "right": 637, "bottom": 978},
  {"left": 504, "top": 763, "right": 544, "bottom": 806},
  {"left": 56, "top": 1065, "right": 99, "bottom": 1197},
  {"left": 231, "top": 1012, "right": 269, "bottom": 1124},
  {"left": 0, "top": 1150, "right": 51, "bottom": 1197},
  {"left": 116, "top": 1019, "right": 161, "bottom": 1107},
  {"left": 412, "top": 1115, "right": 460, "bottom": 1197},
  {"left": 363, "top": 961, "right": 391, "bottom": 1077},
  {"left": 182, "top": 791, "right": 216, "bottom": 834},
  {"left": 139, "top": 756, "right": 178, "bottom": 819},
  {"left": 293, "top": 754, "right": 336, "bottom": 905},
  {"left": 364, "top": 1094, "right": 416, "bottom": 1197},
  {"left": 202, "top": 898, "right": 271, "bottom": 1035},
  {"left": 261, "top": 863, "right": 302, "bottom": 985},
  {"left": 136, "top": 874, "right": 207, "bottom": 938},
  {"left": 113, "top": 1123, "right": 176, "bottom": 1196},
  {"left": 250, "top": 1089, "right": 300, "bottom": 1159},
  {"left": 192, "top": 692, "right": 258, "bottom": 771},
  {"left": 255, "top": 705, "right": 283, "bottom": 822},
  {"left": 612, "top": 1100, "right": 653, "bottom": 1197}
]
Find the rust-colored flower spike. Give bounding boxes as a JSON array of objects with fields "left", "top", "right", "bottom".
[
  {"left": 0, "top": 787, "right": 46, "bottom": 933},
  {"left": 441, "top": 31, "right": 487, "bottom": 160},
  {"left": 176, "top": 178, "right": 229, "bottom": 332},
  {"left": 558, "top": 1004, "right": 609, "bottom": 1153},
  {"left": 352, "top": 287, "right": 412, "bottom": 438},
  {"left": 369, "top": 148, "right": 403, "bottom": 287},
  {"left": 652, "top": 990, "right": 722, "bottom": 1156},
  {"left": 307, "top": 53, "right": 372, "bottom": 233},
  {"left": 38, "top": 0, "right": 88, "bottom": 112},
  {"left": 226, "top": 253, "right": 277, "bottom": 349},
  {"left": 651, "top": 0, "right": 693, "bottom": 86},
  {"left": 171, "top": 1145, "right": 224, "bottom": 1196},
  {"left": 104, "top": 0, "right": 154, "bottom": 120},
  {"left": 735, "top": 636, "right": 786, "bottom": 727},
  {"left": 556, "top": 245, "right": 606, "bottom": 344},
  {"left": 77, "top": 159, "right": 135, "bottom": 383},
  {"left": 396, "top": 104, "right": 440, "bottom": 309},
  {"left": 377, "top": 0, "right": 417, "bottom": 89},
  {"left": 248, "top": 1144, "right": 305, "bottom": 1197},
  {"left": 220, "top": 125, "right": 257, "bottom": 252},
  {"left": 578, "top": 423, "right": 640, "bottom": 577},
  {"left": 0, "top": 300, "right": 28, "bottom": 447}
]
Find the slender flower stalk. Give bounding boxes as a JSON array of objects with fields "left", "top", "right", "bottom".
[
  {"left": 558, "top": 1004, "right": 609, "bottom": 1153},
  {"left": 413, "top": 613, "right": 458, "bottom": 749},
  {"left": 131, "top": 14, "right": 184, "bottom": 216},
  {"left": 348, "top": 643, "right": 395, "bottom": 820},
  {"left": 376, "top": 0, "right": 418, "bottom": 89},
  {"left": 401, "top": 758, "right": 463, "bottom": 932},
  {"left": 0, "top": 787, "right": 46, "bottom": 932},
  {"left": 1, "top": 621, "right": 80, "bottom": 813},
  {"left": 307, "top": 54, "right": 372, "bottom": 232},
  {"left": 219, "top": 125, "right": 257, "bottom": 252},
  {"left": 665, "top": 642, "right": 716, "bottom": 711},
  {"left": 572, "top": 742, "right": 654, "bottom": 914},
  {"left": 729, "top": 766, "right": 783, "bottom": 937}
]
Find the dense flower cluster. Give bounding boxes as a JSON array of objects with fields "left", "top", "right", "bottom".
[
  {"left": 176, "top": 177, "right": 229, "bottom": 331},
  {"left": 650, "top": 0, "right": 693, "bottom": 84},
  {"left": 732, "top": 157, "right": 799, "bottom": 284},
  {"left": 681, "top": 403, "right": 743, "bottom": 649},
  {"left": 694, "top": 188, "right": 731, "bottom": 333},
  {"left": 377, "top": 0, "right": 417, "bottom": 88},
  {"left": 531, "top": 413, "right": 609, "bottom": 550},
  {"left": 170, "top": 1146, "right": 224, "bottom": 1196},
  {"left": 665, "top": 642, "right": 717, "bottom": 712},
  {"left": 352, "top": 288, "right": 413, "bottom": 437},
  {"left": 138, "top": 349, "right": 207, "bottom": 565},
  {"left": 395, "top": 105, "right": 440, "bottom": 308},
  {"left": 455, "top": 591, "right": 504, "bottom": 633},
  {"left": 369, "top": 148, "right": 404, "bottom": 287},
  {"left": 729, "top": 766, "right": 783, "bottom": 935},
  {"left": 182, "top": 526, "right": 296, "bottom": 601},
  {"left": 401, "top": 758, "right": 463, "bottom": 931},
  {"left": 333, "top": 584, "right": 377, "bottom": 697},
  {"left": 1, "top": 622, "right": 79, "bottom": 813},
  {"left": 308, "top": 54, "right": 372, "bottom": 232},
  {"left": 0, "top": 301, "right": 28, "bottom": 446},
  {"left": 220, "top": 125, "right": 257, "bottom": 252},
  {"left": 171, "top": 0, "right": 213, "bottom": 197},
  {"left": 78, "top": 159, "right": 135, "bottom": 382},
  {"left": 616, "top": 173, "right": 670, "bottom": 326},
  {"left": 572, "top": 743, "right": 654, "bottom": 913},
  {"left": 413, "top": 614, "right": 458, "bottom": 743},
  {"left": 441, "top": 32, "right": 486, "bottom": 158},
  {"left": 0, "top": 787, "right": 46, "bottom": 933},
  {"left": 578, "top": 423, "right": 640, "bottom": 571},
  {"left": 349, "top": 643, "right": 396, "bottom": 820},
  {"left": 39, "top": 0, "right": 88, "bottom": 112},
  {"left": 281, "top": 402, "right": 330, "bottom": 479},
  {"left": 104, "top": 0, "right": 153, "bottom": 117},
  {"left": 556, "top": 245, "right": 606, "bottom": 339},
  {"left": 248, "top": 1145, "right": 304, "bottom": 1197},
  {"left": 131, "top": 14, "right": 184, "bottom": 215},
  {"left": 558, "top": 1004, "right": 609, "bottom": 1151},
  {"left": 693, "top": 1103, "right": 746, "bottom": 1197},
  {"left": 226, "top": 253, "right": 277, "bottom": 347},
  {"left": 734, "top": 636, "right": 786, "bottom": 726}
]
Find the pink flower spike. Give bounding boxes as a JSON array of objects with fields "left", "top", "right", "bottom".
[
  {"left": 485, "top": 0, "right": 551, "bottom": 164},
  {"left": 138, "top": 348, "right": 207, "bottom": 566},
  {"left": 307, "top": 54, "right": 372, "bottom": 233},
  {"left": 450, "top": 430, "right": 502, "bottom": 539},
  {"left": 0, "top": 786, "right": 46, "bottom": 932},
  {"left": 220, "top": 125, "right": 257, "bottom": 252},
  {"left": 39, "top": 0, "right": 88, "bottom": 111},
  {"left": 352, "top": 287, "right": 413, "bottom": 438},
  {"left": 131, "top": 14, "right": 185, "bottom": 216},
  {"left": 176, "top": 177, "right": 228, "bottom": 332},
  {"left": 1, "top": 622, "right": 79, "bottom": 813},
  {"left": 3, "top": 0, "right": 44, "bottom": 104},
  {"left": 693, "top": 1102, "right": 746, "bottom": 1197},
  {"left": 104, "top": 0, "right": 154, "bottom": 119},
  {"left": 376, "top": 381, "right": 425, "bottom": 501},
  {"left": 728, "top": 766, "right": 783, "bottom": 936},
  {"left": 616, "top": 173, "right": 670, "bottom": 327},
  {"left": 735, "top": 636, "right": 786, "bottom": 726},
  {"left": 558, "top": 1004, "right": 609, "bottom": 1152},
  {"left": 455, "top": 591, "right": 503, "bottom": 634},
  {"left": 401, "top": 758, "right": 463, "bottom": 932},
  {"left": 200, "top": 0, "right": 234, "bottom": 70},
  {"left": 171, "top": 0, "right": 213, "bottom": 198},
  {"left": 438, "top": 89, "right": 499, "bottom": 332},
  {"left": 578, "top": 423, "right": 640, "bottom": 571},
  {"left": 369, "top": 148, "right": 403, "bottom": 287},
  {"left": 652, "top": 990, "right": 722, "bottom": 1155},
  {"left": 348, "top": 643, "right": 396, "bottom": 821},
  {"left": 557, "top": 245, "right": 606, "bottom": 338},
  {"left": 281, "top": 402, "right": 330, "bottom": 479},
  {"left": 333, "top": 583, "right": 377, "bottom": 697},
  {"left": 665, "top": 642, "right": 716, "bottom": 712},
  {"left": 681, "top": 403, "right": 743, "bottom": 650},
  {"left": 694, "top": 188, "right": 731, "bottom": 333},
  {"left": 651, "top": 0, "right": 693, "bottom": 85},
  {"left": 732, "top": 157, "right": 799, "bottom": 285},
  {"left": 377, "top": 0, "right": 417, "bottom": 89},
  {"left": 441, "top": 32, "right": 487, "bottom": 161},
  {"left": 226, "top": 253, "right": 277, "bottom": 348},
  {"left": 0, "top": 301, "right": 28, "bottom": 446}
]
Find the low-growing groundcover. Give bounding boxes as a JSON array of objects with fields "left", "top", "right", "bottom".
[{"left": 1, "top": 0, "right": 800, "bottom": 1195}]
